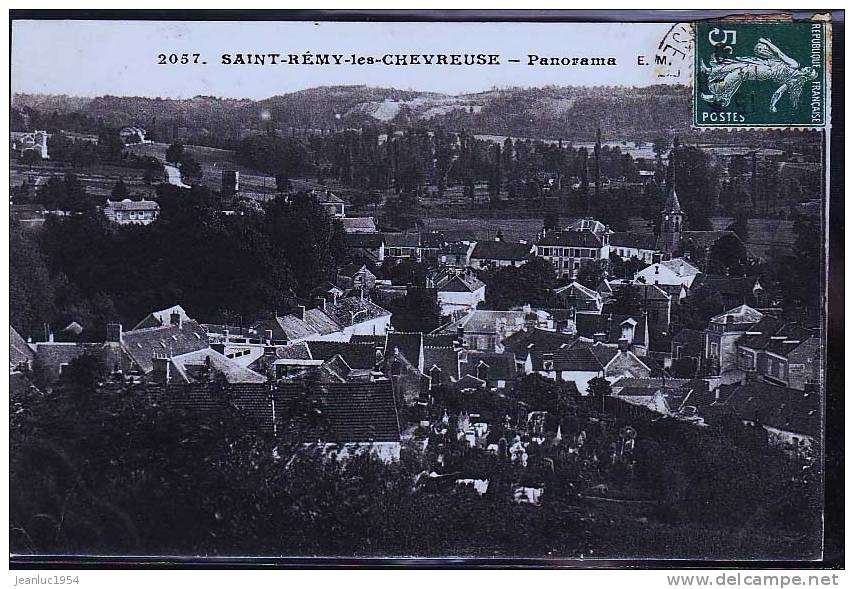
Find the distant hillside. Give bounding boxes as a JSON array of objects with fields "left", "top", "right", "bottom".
[{"left": 13, "top": 84, "right": 693, "bottom": 141}]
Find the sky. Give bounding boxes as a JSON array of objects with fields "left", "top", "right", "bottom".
[{"left": 12, "top": 20, "right": 692, "bottom": 99}]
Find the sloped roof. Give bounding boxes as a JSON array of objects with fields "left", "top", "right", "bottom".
[
  {"left": 737, "top": 317, "right": 786, "bottom": 350},
  {"left": 384, "top": 232, "right": 421, "bottom": 248},
  {"left": 323, "top": 297, "right": 391, "bottom": 327},
  {"left": 538, "top": 230, "right": 603, "bottom": 248},
  {"left": 710, "top": 304, "right": 764, "bottom": 326},
  {"left": 122, "top": 320, "right": 209, "bottom": 373},
  {"left": 303, "top": 308, "right": 344, "bottom": 336},
  {"left": 610, "top": 232, "right": 658, "bottom": 251},
  {"left": 170, "top": 348, "right": 267, "bottom": 384},
  {"left": 275, "top": 315, "right": 319, "bottom": 341},
  {"left": 502, "top": 327, "right": 577, "bottom": 356},
  {"left": 437, "top": 274, "right": 485, "bottom": 293},
  {"left": 278, "top": 380, "right": 401, "bottom": 443},
  {"left": 609, "top": 282, "right": 671, "bottom": 302},
  {"left": 133, "top": 304, "right": 191, "bottom": 330},
  {"left": 470, "top": 240, "right": 533, "bottom": 261},
  {"left": 461, "top": 351, "right": 517, "bottom": 381},
  {"left": 575, "top": 313, "right": 647, "bottom": 346},
  {"left": 765, "top": 327, "right": 816, "bottom": 357},
  {"left": 529, "top": 346, "right": 605, "bottom": 372},
  {"left": 717, "top": 382, "right": 820, "bottom": 438},
  {"left": 566, "top": 218, "right": 608, "bottom": 236},
  {"left": 341, "top": 217, "right": 377, "bottom": 231},
  {"left": 691, "top": 276, "right": 763, "bottom": 297},
  {"left": 107, "top": 198, "right": 159, "bottom": 211},
  {"left": 344, "top": 233, "right": 384, "bottom": 249},
  {"left": 554, "top": 281, "right": 600, "bottom": 301},
  {"left": 588, "top": 342, "right": 620, "bottom": 367},
  {"left": 452, "top": 309, "right": 526, "bottom": 335},
  {"left": 424, "top": 346, "right": 461, "bottom": 380},
  {"left": 681, "top": 230, "right": 740, "bottom": 250},
  {"left": 307, "top": 340, "right": 380, "bottom": 370},
  {"left": 385, "top": 332, "right": 423, "bottom": 368},
  {"left": 660, "top": 258, "right": 701, "bottom": 277},
  {"left": 274, "top": 342, "right": 313, "bottom": 360}
]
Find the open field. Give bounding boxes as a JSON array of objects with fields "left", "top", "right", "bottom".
[{"left": 11, "top": 161, "right": 158, "bottom": 200}]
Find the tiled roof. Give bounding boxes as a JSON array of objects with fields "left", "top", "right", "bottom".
[
  {"left": 132, "top": 304, "right": 191, "bottom": 330},
  {"left": 452, "top": 309, "right": 526, "bottom": 335},
  {"left": 554, "top": 281, "right": 600, "bottom": 301},
  {"left": 715, "top": 382, "right": 820, "bottom": 438},
  {"left": 274, "top": 342, "right": 313, "bottom": 360},
  {"left": 278, "top": 380, "right": 401, "bottom": 443},
  {"left": 169, "top": 348, "right": 267, "bottom": 384},
  {"left": 274, "top": 315, "right": 319, "bottom": 341},
  {"left": 303, "top": 308, "right": 343, "bottom": 336},
  {"left": 691, "top": 276, "right": 763, "bottom": 297},
  {"left": 765, "top": 327, "right": 816, "bottom": 357},
  {"left": 470, "top": 240, "right": 533, "bottom": 261},
  {"left": 680, "top": 230, "right": 739, "bottom": 250},
  {"left": 341, "top": 217, "right": 377, "bottom": 231},
  {"left": 344, "top": 233, "right": 384, "bottom": 249},
  {"left": 323, "top": 297, "right": 391, "bottom": 327},
  {"left": 575, "top": 313, "right": 647, "bottom": 346},
  {"left": 529, "top": 346, "right": 605, "bottom": 372},
  {"left": 588, "top": 342, "right": 620, "bottom": 367},
  {"left": 737, "top": 317, "right": 785, "bottom": 350},
  {"left": 710, "top": 304, "right": 764, "bottom": 326},
  {"left": 385, "top": 332, "right": 423, "bottom": 368},
  {"left": 437, "top": 274, "right": 485, "bottom": 293},
  {"left": 501, "top": 327, "right": 577, "bottom": 356},
  {"left": 660, "top": 258, "right": 701, "bottom": 277},
  {"left": 383, "top": 232, "right": 421, "bottom": 248},
  {"left": 424, "top": 346, "right": 461, "bottom": 380},
  {"left": 307, "top": 340, "right": 380, "bottom": 370},
  {"left": 609, "top": 282, "right": 671, "bottom": 301},
  {"left": 461, "top": 351, "right": 517, "bottom": 381},
  {"left": 566, "top": 218, "right": 608, "bottom": 236},
  {"left": 610, "top": 232, "right": 658, "bottom": 250},
  {"left": 420, "top": 232, "right": 446, "bottom": 249},
  {"left": 121, "top": 320, "right": 209, "bottom": 373},
  {"left": 422, "top": 333, "right": 457, "bottom": 348},
  {"left": 611, "top": 377, "right": 695, "bottom": 391},
  {"left": 106, "top": 198, "right": 159, "bottom": 211},
  {"left": 538, "top": 230, "right": 603, "bottom": 248}
]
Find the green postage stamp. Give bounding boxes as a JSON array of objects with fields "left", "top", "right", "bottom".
[{"left": 694, "top": 19, "right": 828, "bottom": 127}]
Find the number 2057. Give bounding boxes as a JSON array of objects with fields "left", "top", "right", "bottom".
[{"left": 157, "top": 53, "right": 203, "bottom": 65}]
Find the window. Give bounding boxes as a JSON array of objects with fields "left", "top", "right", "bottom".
[{"left": 710, "top": 342, "right": 719, "bottom": 358}]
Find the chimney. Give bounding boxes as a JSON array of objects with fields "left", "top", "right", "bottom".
[
  {"left": 618, "top": 338, "right": 630, "bottom": 352},
  {"left": 594, "top": 332, "right": 607, "bottom": 343},
  {"left": 297, "top": 305, "right": 306, "bottom": 320},
  {"left": 170, "top": 310, "right": 181, "bottom": 327},
  {"left": 106, "top": 323, "right": 123, "bottom": 344},
  {"left": 315, "top": 297, "right": 327, "bottom": 312},
  {"left": 264, "top": 329, "right": 274, "bottom": 344},
  {"left": 152, "top": 354, "right": 171, "bottom": 384}
]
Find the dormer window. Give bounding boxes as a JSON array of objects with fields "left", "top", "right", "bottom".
[{"left": 543, "top": 360, "right": 554, "bottom": 371}]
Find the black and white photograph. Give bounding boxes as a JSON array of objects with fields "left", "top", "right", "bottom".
[{"left": 7, "top": 9, "right": 844, "bottom": 569}]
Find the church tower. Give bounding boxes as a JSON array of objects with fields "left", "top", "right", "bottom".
[{"left": 660, "top": 138, "right": 685, "bottom": 256}]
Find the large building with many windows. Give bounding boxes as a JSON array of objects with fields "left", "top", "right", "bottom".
[{"left": 535, "top": 219, "right": 609, "bottom": 279}]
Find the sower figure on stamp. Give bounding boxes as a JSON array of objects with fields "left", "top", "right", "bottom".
[{"left": 700, "top": 37, "right": 818, "bottom": 112}]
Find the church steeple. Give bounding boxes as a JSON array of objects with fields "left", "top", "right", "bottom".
[{"left": 660, "top": 137, "right": 685, "bottom": 256}]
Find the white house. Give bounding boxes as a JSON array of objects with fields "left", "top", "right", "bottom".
[{"left": 635, "top": 257, "right": 701, "bottom": 289}]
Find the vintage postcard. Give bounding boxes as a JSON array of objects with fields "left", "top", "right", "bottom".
[{"left": 8, "top": 10, "right": 841, "bottom": 567}]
